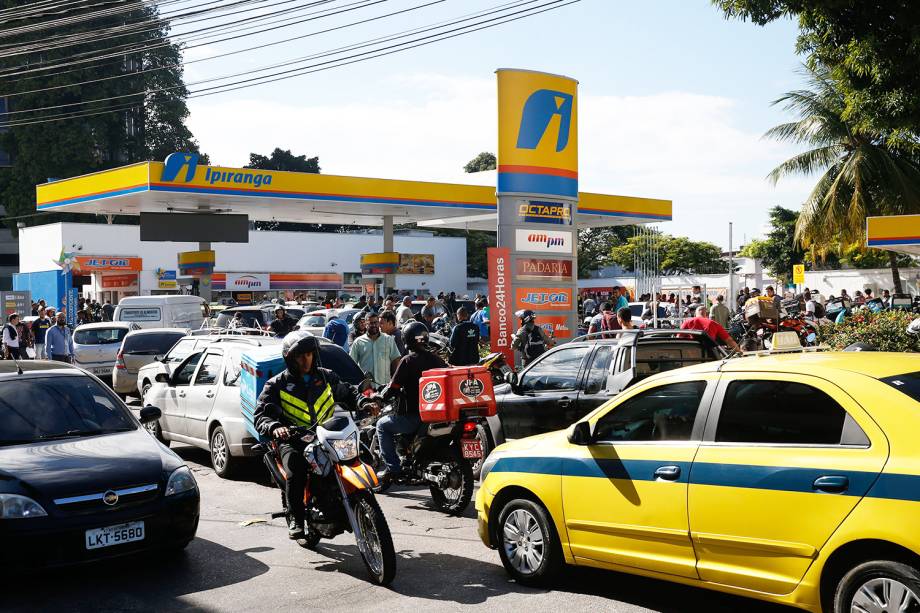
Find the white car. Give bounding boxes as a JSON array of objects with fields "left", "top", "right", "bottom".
[
  {"left": 296, "top": 309, "right": 337, "bottom": 336},
  {"left": 135, "top": 334, "right": 278, "bottom": 398},
  {"left": 112, "top": 328, "right": 190, "bottom": 398},
  {"left": 140, "top": 338, "right": 365, "bottom": 478},
  {"left": 73, "top": 322, "right": 140, "bottom": 379}
]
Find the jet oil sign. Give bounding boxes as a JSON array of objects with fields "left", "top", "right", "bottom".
[
  {"left": 514, "top": 287, "right": 573, "bottom": 311},
  {"left": 517, "top": 200, "right": 572, "bottom": 225}
]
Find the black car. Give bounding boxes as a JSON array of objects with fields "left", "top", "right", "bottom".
[
  {"left": 484, "top": 329, "right": 727, "bottom": 445},
  {"left": 0, "top": 361, "right": 199, "bottom": 570}
]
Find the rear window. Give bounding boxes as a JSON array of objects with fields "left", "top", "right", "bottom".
[
  {"left": 123, "top": 332, "right": 186, "bottom": 354},
  {"left": 0, "top": 376, "right": 135, "bottom": 445},
  {"left": 117, "top": 307, "right": 161, "bottom": 322},
  {"left": 631, "top": 343, "right": 706, "bottom": 378},
  {"left": 881, "top": 371, "right": 920, "bottom": 402},
  {"left": 166, "top": 338, "right": 198, "bottom": 363},
  {"left": 300, "top": 315, "right": 327, "bottom": 328},
  {"left": 216, "top": 311, "right": 265, "bottom": 328},
  {"left": 74, "top": 327, "right": 129, "bottom": 345}
]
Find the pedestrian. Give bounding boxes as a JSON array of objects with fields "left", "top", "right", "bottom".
[
  {"left": 511, "top": 310, "right": 553, "bottom": 367},
  {"left": 710, "top": 295, "right": 731, "bottom": 329},
  {"left": 269, "top": 306, "right": 297, "bottom": 337},
  {"left": 616, "top": 306, "right": 635, "bottom": 330},
  {"left": 365, "top": 295, "right": 380, "bottom": 314},
  {"left": 765, "top": 286, "right": 782, "bottom": 312},
  {"left": 349, "top": 311, "right": 367, "bottom": 346},
  {"left": 588, "top": 302, "right": 614, "bottom": 335},
  {"left": 395, "top": 296, "right": 414, "bottom": 326},
  {"left": 3, "top": 314, "right": 22, "bottom": 360},
  {"left": 582, "top": 294, "right": 597, "bottom": 317},
  {"left": 680, "top": 306, "right": 741, "bottom": 352},
  {"left": 882, "top": 289, "right": 892, "bottom": 307},
  {"left": 322, "top": 312, "right": 349, "bottom": 350},
  {"left": 448, "top": 306, "right": 480, "bottom": 365},
  {"left": 854, "top": 290, "right": 865, "bottom": 305},
  {"left": 379, "top": 310, "right": 406, "bottom": 356},
  {"left": 102, "top": 299, "right": 115, "bottom": 321},
  {"left": 470, "top": 298, "right": 489, "bottom": 340},
  {"left": 17, "top": 316, "right": 34, "bottom": 359},
  {"left": 45, "top": 313, "right": 75, "bottom": 363},
  {"left": 614, "top": 286, "right": 629, "bottom": 312},
  {"left": 349, "top": 313, "right": 401, "bottom": 386},
  {"left": 31, "top": 308, "right": 52, "bottom": 359}
]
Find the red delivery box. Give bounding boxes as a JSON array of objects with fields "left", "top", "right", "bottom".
[{"left": 418, "top": 365, "right": 497, "bottom": 423}]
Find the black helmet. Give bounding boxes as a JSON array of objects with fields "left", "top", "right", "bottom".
[
  {"left": 403, "top": 321, "right": 433, "bottom": 353},
  {"left": 282, "top": 330, "right": 321, "bottom": 372},
  {"left": 516, "top": 309, "right": 536, "bottom": 324},
  {"left": 274, "top": 304, "right": 286, "bottom": 313}
]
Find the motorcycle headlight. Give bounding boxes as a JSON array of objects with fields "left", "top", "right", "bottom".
[
  {"left": 330, "top": 433, "right": 359, "bottom": 462},
  {"left": 0, "top": 494, "right": 48, "bottom": 519},
  {"left": 165, "top": 466, "right": 198, "bottom": 496}
]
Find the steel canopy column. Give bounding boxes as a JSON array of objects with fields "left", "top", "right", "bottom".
[
  {"left": 198, "top": 241, "right": 212, "bottom": 303},
  {"left": 383, "top": 215, "right": 395, "bottom": 295}
]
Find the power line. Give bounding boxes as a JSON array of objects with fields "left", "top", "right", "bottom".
[
  {"left": 0, "top": 0, "right": 580, "bottom": 127},
  {"left": 1, "top": 0, "right": 542, "bottom": 114}
]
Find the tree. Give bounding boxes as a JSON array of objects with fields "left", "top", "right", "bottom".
[
  {"left": 0, "top": 0, "right": 203, "bottom": 233},
  {"left": 246, "top": 148, "right": 320, "bottom": 173},
  {"left": 737, "top": 238, "right": 768, "bottom": 260},
  {"left": 463, "top": 152, "right": 496, "bottom": 173},
  {"left": 744, "top": 206, "right": 807, "bottom": 284},
  {"left": 610, "top": 234, "right": 729, "bottom": 275},
  {"left": 577, "top": 226, "right": 632, "bottom": 278},
  {"left": 765, "top": 64, "right": 920, "bottom": 292},
  {"left": 713, "top": 0, "right": 920, "bottom": 149}
]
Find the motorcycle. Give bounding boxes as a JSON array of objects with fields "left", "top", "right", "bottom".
[
  {"left": 364, "top": 397, "right": 479, "bottom": 516},
  {"left": 479, "top": 351, "right": 513, "bottom": 386},
  {"left": 254, "top": 405, "right": 397, "bottom": 586}
]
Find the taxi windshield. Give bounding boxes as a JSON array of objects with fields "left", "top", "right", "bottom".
[{"left": 880, "top": 371, "right": 920, "bottom": 402}]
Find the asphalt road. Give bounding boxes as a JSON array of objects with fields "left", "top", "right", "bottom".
[{"left": 6, "top": 445, "right": 798, "bottom": 613}]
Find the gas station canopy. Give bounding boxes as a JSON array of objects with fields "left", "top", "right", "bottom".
[
  {"left": 36, "top": 159, "right": 671, "bottom": 231},
  {"left": 867, "top": 214, "right": 920, "bottom": 256}
]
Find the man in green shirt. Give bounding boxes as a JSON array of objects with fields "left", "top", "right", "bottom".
[
  {"left": 710, "top": 294, "right": 732, "bottom": 329},
  {"left": 349, "top": 312, "right": 402, "bottom": 385}
]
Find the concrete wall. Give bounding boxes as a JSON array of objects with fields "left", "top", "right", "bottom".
[{"left": 19, "top": 223, "right": 467, "bottom": 295}]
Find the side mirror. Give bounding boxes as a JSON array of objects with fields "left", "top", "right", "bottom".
[
  {"left": 567, "top": 421, "right": 593, "bottom": 446},
  {"left": 154, "top": 354, "right": 164, "bottom": 363},
  {"left": 139, "top": 406, "right": 161, "bottom": 424},
  {"left": 154, "top": 373, "right": 171, "bottom": 384},
  {"left": 507, "top": 371, "right": 518, "bottom": 390}
]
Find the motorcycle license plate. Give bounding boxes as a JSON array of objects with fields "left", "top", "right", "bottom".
[
  {"left": 461, "top": 439, "right": 483, "bottom": 459},
  {"left": 85, "top": 521, "right": 145, "bottom": 550}
]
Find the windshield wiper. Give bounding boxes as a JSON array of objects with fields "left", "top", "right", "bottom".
[
  {"left": 0, "top": 439, "right": 35, "bottom": 447},
  {"left": 39, "top": 429, "right": 104, "bottom": 440}
]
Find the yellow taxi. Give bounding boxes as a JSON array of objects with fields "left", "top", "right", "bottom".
[{"left": 476, "top": 350, "right": 920, "bottom": 612}]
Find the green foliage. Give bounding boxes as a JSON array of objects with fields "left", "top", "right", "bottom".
[
  {"left": 752, "top": 206, "right": 807, "bottom": 284},
  {"left": 577, "top": 226, "right": 632, "bottom": 278},
  {"left": 713, "top": 0, "right": 920, "bottom": 149},
  {"left": 246, "top": 148, "right": 320, "bottom": 173},
  {"left": 610, "top": 233, "right": 728, "bottom": 275},
  {"left": 817, "top": 310, "right": 919, "bottom": 352},
  {"left": 838, "top": 244, "right": 916, "bottom": 270},
  {"left": 463, "top": 152, "right": 496, "bottom": 173},
  {"left": 764, "top": 64, "right": 920, "bottom": 292},
  {"left": 737, "top": 238, "right": 767, "bottom": 259},
  {"left": 0, "top": 0, "right": 203, "bottom": 232}
]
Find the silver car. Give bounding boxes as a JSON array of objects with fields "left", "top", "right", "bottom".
[
  {"left": 140, "top": 338, "right": 365, "bottom": 479},
  {"left": 112, "top": 328, "right": 190, "bottom": 398},
  {"left": 73, "top": 322, "right": 140, "bottom": 380}
]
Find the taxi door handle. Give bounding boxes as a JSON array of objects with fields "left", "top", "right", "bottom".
[
  {"left": 205, "top": 391, "right": 215, "bottom": 399},
  {"left": 813, "top": 475, "right": 849, "bottom": 493},
  {"left": 558, "top": 397, "right": 571, "bottom": 409},
  {"left": 654, "top": 465, "right": 681, "bottom": 481},
  {"left": 178, "top": 390, "right": 186, "bottom": 398}
]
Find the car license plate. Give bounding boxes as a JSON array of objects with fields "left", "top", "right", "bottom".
[
  {"left": 85, "top": 521, "right": 145, "bottom": 550},
  {"left": 92, "top": 367, "right": 111, "bottom": 375},
  {"left": 461, "top": 439, "right": 483, "bottom": 459}
]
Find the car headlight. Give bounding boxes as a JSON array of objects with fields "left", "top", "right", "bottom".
[
  {"left": 0, "top": 494, "right": 48, "bottom": 519},
  {"left": 165, "top": 466, "right": 198, "bottom": 496},
  {"left": 330, "top": 433, "right": 358, "bottom": 462},
  {"left": 479, "top": 451, "right": 505, "bottom": 484}
]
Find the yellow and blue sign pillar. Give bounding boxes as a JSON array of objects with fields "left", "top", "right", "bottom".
[{"left": 495, "top": 69, "right": 579, "bottom": 354}]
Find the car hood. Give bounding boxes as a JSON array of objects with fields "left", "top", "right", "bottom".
[
  {"left": 494, "top": 430, "right": 566, "bottom": 454},
  {"left": 0, "top": 428, "right": 172, "bottom": 500}
]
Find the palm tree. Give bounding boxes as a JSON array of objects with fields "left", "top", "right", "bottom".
[{"left": 766, "top": 64, "right": 920, "bottom": 293}]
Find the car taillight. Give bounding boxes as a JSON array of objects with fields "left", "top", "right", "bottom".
[
  {"left": 115, "top": 350, "right": 126, "bottom": 370},
  {"left": 462, "top": 421, "right": 477, "bottom": 433}
]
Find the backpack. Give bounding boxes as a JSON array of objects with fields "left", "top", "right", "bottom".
[{"left": 811, "top": 300, "right": 826, "bottom": 319}]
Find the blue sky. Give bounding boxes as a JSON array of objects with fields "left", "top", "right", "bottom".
[{"left": 185, "top": 0, "right": 812, "bottom": 248}]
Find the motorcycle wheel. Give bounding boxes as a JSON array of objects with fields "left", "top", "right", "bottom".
[
  {"left": 353, "top": 492, "right": 396, "bottom": 586},
  {"left": 429, "top": 452, "right": 474, "bottom": 515},
  {"left": 469, "top": 424, "right": 490, "bottom": 479}
]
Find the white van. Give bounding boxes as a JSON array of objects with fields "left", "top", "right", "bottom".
[{"left": 113, "top": 295, "right": 209, "bottom": 330}]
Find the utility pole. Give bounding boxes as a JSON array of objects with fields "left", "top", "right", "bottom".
[{"left": 728, "top": 222, "right": 734, "bottom": 307}]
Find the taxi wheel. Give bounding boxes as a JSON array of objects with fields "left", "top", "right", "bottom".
[
  {"left": 834, "top": 560, "right": 920, "bottom": 613},
  {"left": 497, "top": 498, "right": 562, "bottom": 587},
  {"left": 210, "top": 426, "right": 235, "bottom": 479}
]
